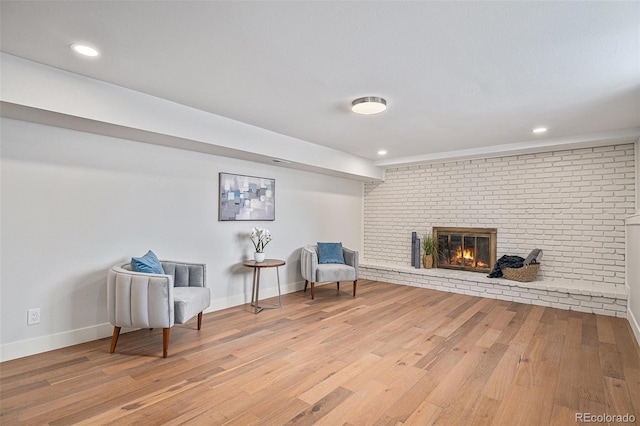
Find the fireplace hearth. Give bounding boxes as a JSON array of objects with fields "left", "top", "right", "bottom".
[{"left": 433, "top": 227, "right": 497, "bottom": 273}]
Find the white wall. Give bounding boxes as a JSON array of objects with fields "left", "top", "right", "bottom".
[
  {"left": 627, "top": 138, "right": 640, "bottom": 345},
  {"left": 364, "top": 145, "right": 636, "bottom": 287},
  {"left": 627, "top": 213, "right": 640, "bottom": 345},
  {"left": 0, "top": 118, "right": 363, "bottom": 360}
]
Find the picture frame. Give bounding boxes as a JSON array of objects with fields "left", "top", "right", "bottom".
[{"left": 219, "top": 172, "right": 275, "bottom": 221}]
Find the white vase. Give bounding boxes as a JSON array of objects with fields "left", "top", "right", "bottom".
[{"left": 254, "top": 252, "right": 265, "bottom": 263}]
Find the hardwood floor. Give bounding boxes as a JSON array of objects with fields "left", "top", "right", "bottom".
[{"left": 2, "top": 280, "right": 639, "bottom": 425}]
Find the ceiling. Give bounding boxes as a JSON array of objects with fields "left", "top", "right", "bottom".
[{"left": 1, "top": 1, "right": 639, "bottom": 165}]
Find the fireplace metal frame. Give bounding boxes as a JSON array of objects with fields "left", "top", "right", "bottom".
[{"left": 432, "top": 227, "right": 497, "bottom": 273}]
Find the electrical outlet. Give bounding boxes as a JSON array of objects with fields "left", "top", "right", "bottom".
[{"left": 27, "top": 308, "right": 40, "bottom": 325}]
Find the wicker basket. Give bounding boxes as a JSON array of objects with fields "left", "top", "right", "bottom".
[{"left": 502, "top": 263, "right": 540, "bottom": 282}]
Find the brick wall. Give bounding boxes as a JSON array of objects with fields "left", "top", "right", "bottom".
[{"left": 363, "top": 144, "right": 636, "bottom": 287}]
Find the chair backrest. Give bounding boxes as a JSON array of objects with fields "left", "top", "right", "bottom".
[
  {"left": 120, "top": 261, "right": 205, "bottom": 288},
  {"left": 161, "top": 261, "right": 206, "bottom": 288},
  {"left": 303, "top": 245, "right": 358, "bottom": 265}
]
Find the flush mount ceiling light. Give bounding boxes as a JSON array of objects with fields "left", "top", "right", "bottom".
[
  {"left": 70, "top": 43, "right": 99, "bottom": 57},
  {"left": 532, "top": 127, "right": 548, "bottom": 134},
  {"left": 351, "top": 97, "right": 387, "bottom": 115},
  {"left": 377, "top": 150, "right": 388, "bottom": 156}
]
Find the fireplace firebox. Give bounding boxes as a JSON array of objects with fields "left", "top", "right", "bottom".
[{"left": 432, "top": 227, "right": 497, "bottom": 273}]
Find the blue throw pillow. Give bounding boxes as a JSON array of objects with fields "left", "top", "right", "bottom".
[
  {"left": 131, "top": 250, "right": 165, "bottom": 274},
  {"left": 317, "top": 242, "right": 345, "bottom": 264}
]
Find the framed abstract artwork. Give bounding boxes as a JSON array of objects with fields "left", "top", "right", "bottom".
[{"left": 219, "top": 173, "right": 275, "bottom": 221}]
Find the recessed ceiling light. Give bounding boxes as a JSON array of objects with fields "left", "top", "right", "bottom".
[
  {"left": 377, "top": 150, "right": 387, "bottom": 156},
  {"left": 532, "top": 127, "right": 548, "bottom": 134},
  {"left": 70, "top": 43, "right": 99, "bottom": 57},
  {"left": 352, "top": 97, "right": 387, "bottom": 115}
]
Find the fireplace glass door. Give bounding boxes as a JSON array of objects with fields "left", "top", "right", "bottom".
[{"left": 433, "top": 227, "right": 497, "bottom": 273}]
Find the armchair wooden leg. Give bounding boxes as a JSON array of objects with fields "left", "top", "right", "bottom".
[
  {"left": 304, "top": 280, "right": 308, "bottom": 293},
  {"left": 337, "top": 281, "right": 340, "bottom": 292},
  {"left": 353, "top": 280, "right": 357, "bottom": 297},
  {"left": 197, "top": 312, "right": 203, "bottom": 330},
  {"left": 163, "top": 328, "right": 170, "bottom": 358},
  {"left": 311, "top": 282, "right": 315, "bottom": 300},
  {"left": 110, "top": 326, "right": 121, "bottom": 354}
]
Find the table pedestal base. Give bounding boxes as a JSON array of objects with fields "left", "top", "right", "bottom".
[{"left": 243, "top": 259, "right": 285, "bottom": 314}]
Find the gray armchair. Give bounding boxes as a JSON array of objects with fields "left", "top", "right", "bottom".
[
  {"left": 300, "top": 245, "right": 359, "bottom": 300},
  {"left": 107, "top": 260, "right": 210, "bottom": 358}
]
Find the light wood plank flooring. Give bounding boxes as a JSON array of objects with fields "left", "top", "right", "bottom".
[{"left": 2, "top": 280, "right": 639, "bottom": 425}]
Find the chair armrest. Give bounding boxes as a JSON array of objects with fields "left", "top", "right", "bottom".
[
  {"left": 300, "top": 246, "right": 318, "bottom": 282},
  {"left": 107, "top": 265, "right": 175, "bottom": 329},
  {"left": 342, "top": 247, "right": 359, "bottom": 278}
]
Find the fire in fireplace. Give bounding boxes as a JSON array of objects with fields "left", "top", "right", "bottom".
[{"left": 432, "top": 227, "right": 497, "bottom": 273}]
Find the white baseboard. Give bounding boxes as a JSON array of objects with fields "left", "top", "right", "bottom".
[
  {"left": 0, "top": 323, "right": 115, "bottom": 362},
  {"left": 0, "top": 281, "right": 305, "bottom": 362},
  {"left": 628, "top": 306, "right": 640, "bottom": 350}
]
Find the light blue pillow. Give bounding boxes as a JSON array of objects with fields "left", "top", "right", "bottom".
[
  {"left": 317, "top": 242, "right": 345, "bottom": 264},
  {"left": 131, "top": 250, "right": 165, "bottom": 274}
]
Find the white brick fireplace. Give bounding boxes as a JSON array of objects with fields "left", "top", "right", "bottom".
[{"left": 361, "top": 143, "right": 635, "bottom": 317}]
